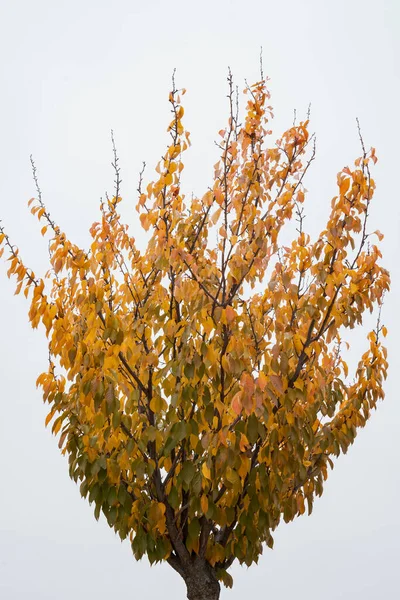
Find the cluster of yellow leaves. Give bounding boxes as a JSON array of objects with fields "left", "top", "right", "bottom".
[{"left": 0, "top": 76, "right": 389, "bottom": 577}]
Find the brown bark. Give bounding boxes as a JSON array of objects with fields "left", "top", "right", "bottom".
[
  {"left": 184, "top": 558, "right": 220, "bottom": 600},
  {"left": 168, "top": 555, "right": 220, "bottom": 600}
]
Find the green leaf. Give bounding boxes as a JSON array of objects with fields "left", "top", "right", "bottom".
[
  {"left": 203, "top": 386, "right": 211, "bottom": 405},
  {"left": 112, "top": 411, "right": 121, "bottom": 429},
  {"left": 181, "top": 461, "right": 195, "bottom": 485},
  {"left": 247, "top": 414, "right": 258, "bottom": 444},
  {"left": 146, "top": 426, "right": 158, "bottom": 442},
  {"left": 118, "top": 485, "right": 133, "bottom": 514},
  {"left": 82, "top": 379, "right": 91, "bottom": 396},
  {"left": 108, "top": 487, "right": 118, "bottom": 507},
  {"left": 216, "top": 569, "right": 233, "bottom": 589},
  {"left": 174, "top": 421, "right": 187, "bottom": 441},
  {"left": 205, "top": 403, "right": 214, "bottom": 424},
  {"left": 184, "top": 363, "right": 195, "bottom": 380},
  {"left": 115, "top": 329, "right": 124, "bottom": 345},
  {"left": 192, "top": 471, "right": 202, "bottom": 496},
  {"left": 94, "top": 502, "right": 101, "bottom": 521},
  {"left": 88, "top": 483, "right": 100, "bottom": 503},
  {"left": 168, "top": 486, "right": 179, "bottom": 509},
  {"left": 206, "top": 500, "right": 215, "bottom": 520},
  {"left": 188, "top": 517, "right": 200, "bottom": 540},
  {"left": 80, "top": 480, "right": 88, "bottom": 498},
  {"left": 108, "top": 505, "right": 117, "bottom": 526},
  {"left": 94, "top": 413, "right": 105, "bottom": 429},
  {"left": 98, "top": 456, "right": 107, "bottom": 471}
]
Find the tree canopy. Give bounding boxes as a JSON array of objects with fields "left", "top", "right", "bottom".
[{"left": 0, "top": 72, "right": 390, "bottom": 600}]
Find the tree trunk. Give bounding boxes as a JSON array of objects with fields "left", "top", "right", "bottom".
[
  {"left": 168, "top": 555, "right": 220, "bottom": 600},
  {"left": 183, "top": 558, "right": 220, "bottom": 600}
]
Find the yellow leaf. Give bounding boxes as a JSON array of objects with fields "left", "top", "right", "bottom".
[
  {"left": 140, "top": 213, "right": 150, "bottom": 230},
  {"left": 239, "top": 433, "right": 249, "bottom": 452},
  {"left": 200, "top": 495, "right": 208, "bottom": 514},
  {"left": 221, "top": 354, "right": 229, "bottom": 371},
  {"left": 190, "top": 434, "right": 199, "bottom": 450},
  {"left": 293, "top": 379, "right": 304, "bottom": 391},
  {"left": 52, "top": 418, "right": 62, "bottom": 435},
  {"left": 203, "top": 318, "right": 214, "bottom": 335},
  {"left": 293, "top": 334, "right": 302, "bottom": 355},
  {"left": 350, "top": 282, "right": 358, "bottom": 294},
  {"left": 150, "top": 396, "right": 163, "bottom": 413},
  {"left": 202, "top": 462, "right": 211, "bottom": 480},
  {"left": 211, "top": 208, "right": 222, "bottom": 225},
  {"left": 297, "top": 493, "right": 305, "bottom": 514},
  {"left": 207, "top": 344, "right": 218, "bottom": 363}
]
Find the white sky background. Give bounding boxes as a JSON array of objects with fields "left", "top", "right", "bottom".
[{"left": 0, "top": 0, "right": 399, "bottom": 598}]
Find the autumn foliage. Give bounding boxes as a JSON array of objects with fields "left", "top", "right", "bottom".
[{"left": 0, "top": 73, "right": 390, "bottom": 599}]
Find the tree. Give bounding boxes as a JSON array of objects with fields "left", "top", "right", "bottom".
[{"left": 0, "top": 71, "right": 390, "bottom": 600}]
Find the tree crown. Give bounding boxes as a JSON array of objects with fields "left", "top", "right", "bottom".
[{"left": 0, "top": 73, "right": 389, "bottom": 590}]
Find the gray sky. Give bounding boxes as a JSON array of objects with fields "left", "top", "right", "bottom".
[{"left": 0, "top": 0, "right": 399, "bottom": 598}]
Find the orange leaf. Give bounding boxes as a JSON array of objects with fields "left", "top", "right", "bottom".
[
  {"left": 258, "top": 371, "right": 268, "bottom": 391},
  {"left": 225, "top": 305, "right": 236, "bottom": 324},
  {"left": 45, "top": 410, "right": 55, "bottom": 427},
  {"left": 339, "top": 177, "right": 350, "bottom": 196},
  {"left": 231, "top": 392, "right": 242, "bottom": 415}
]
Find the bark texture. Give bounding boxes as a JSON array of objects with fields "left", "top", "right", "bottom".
[
  {"left": 184, "top": 557, "right": 220, "bottom": 600},
  {"left": 168, "top": 555, "right": 220, "bottom": 600}
]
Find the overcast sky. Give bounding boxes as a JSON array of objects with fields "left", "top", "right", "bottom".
[{"left": 0, "top": 1, "right": 399, "bottom": 598}]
